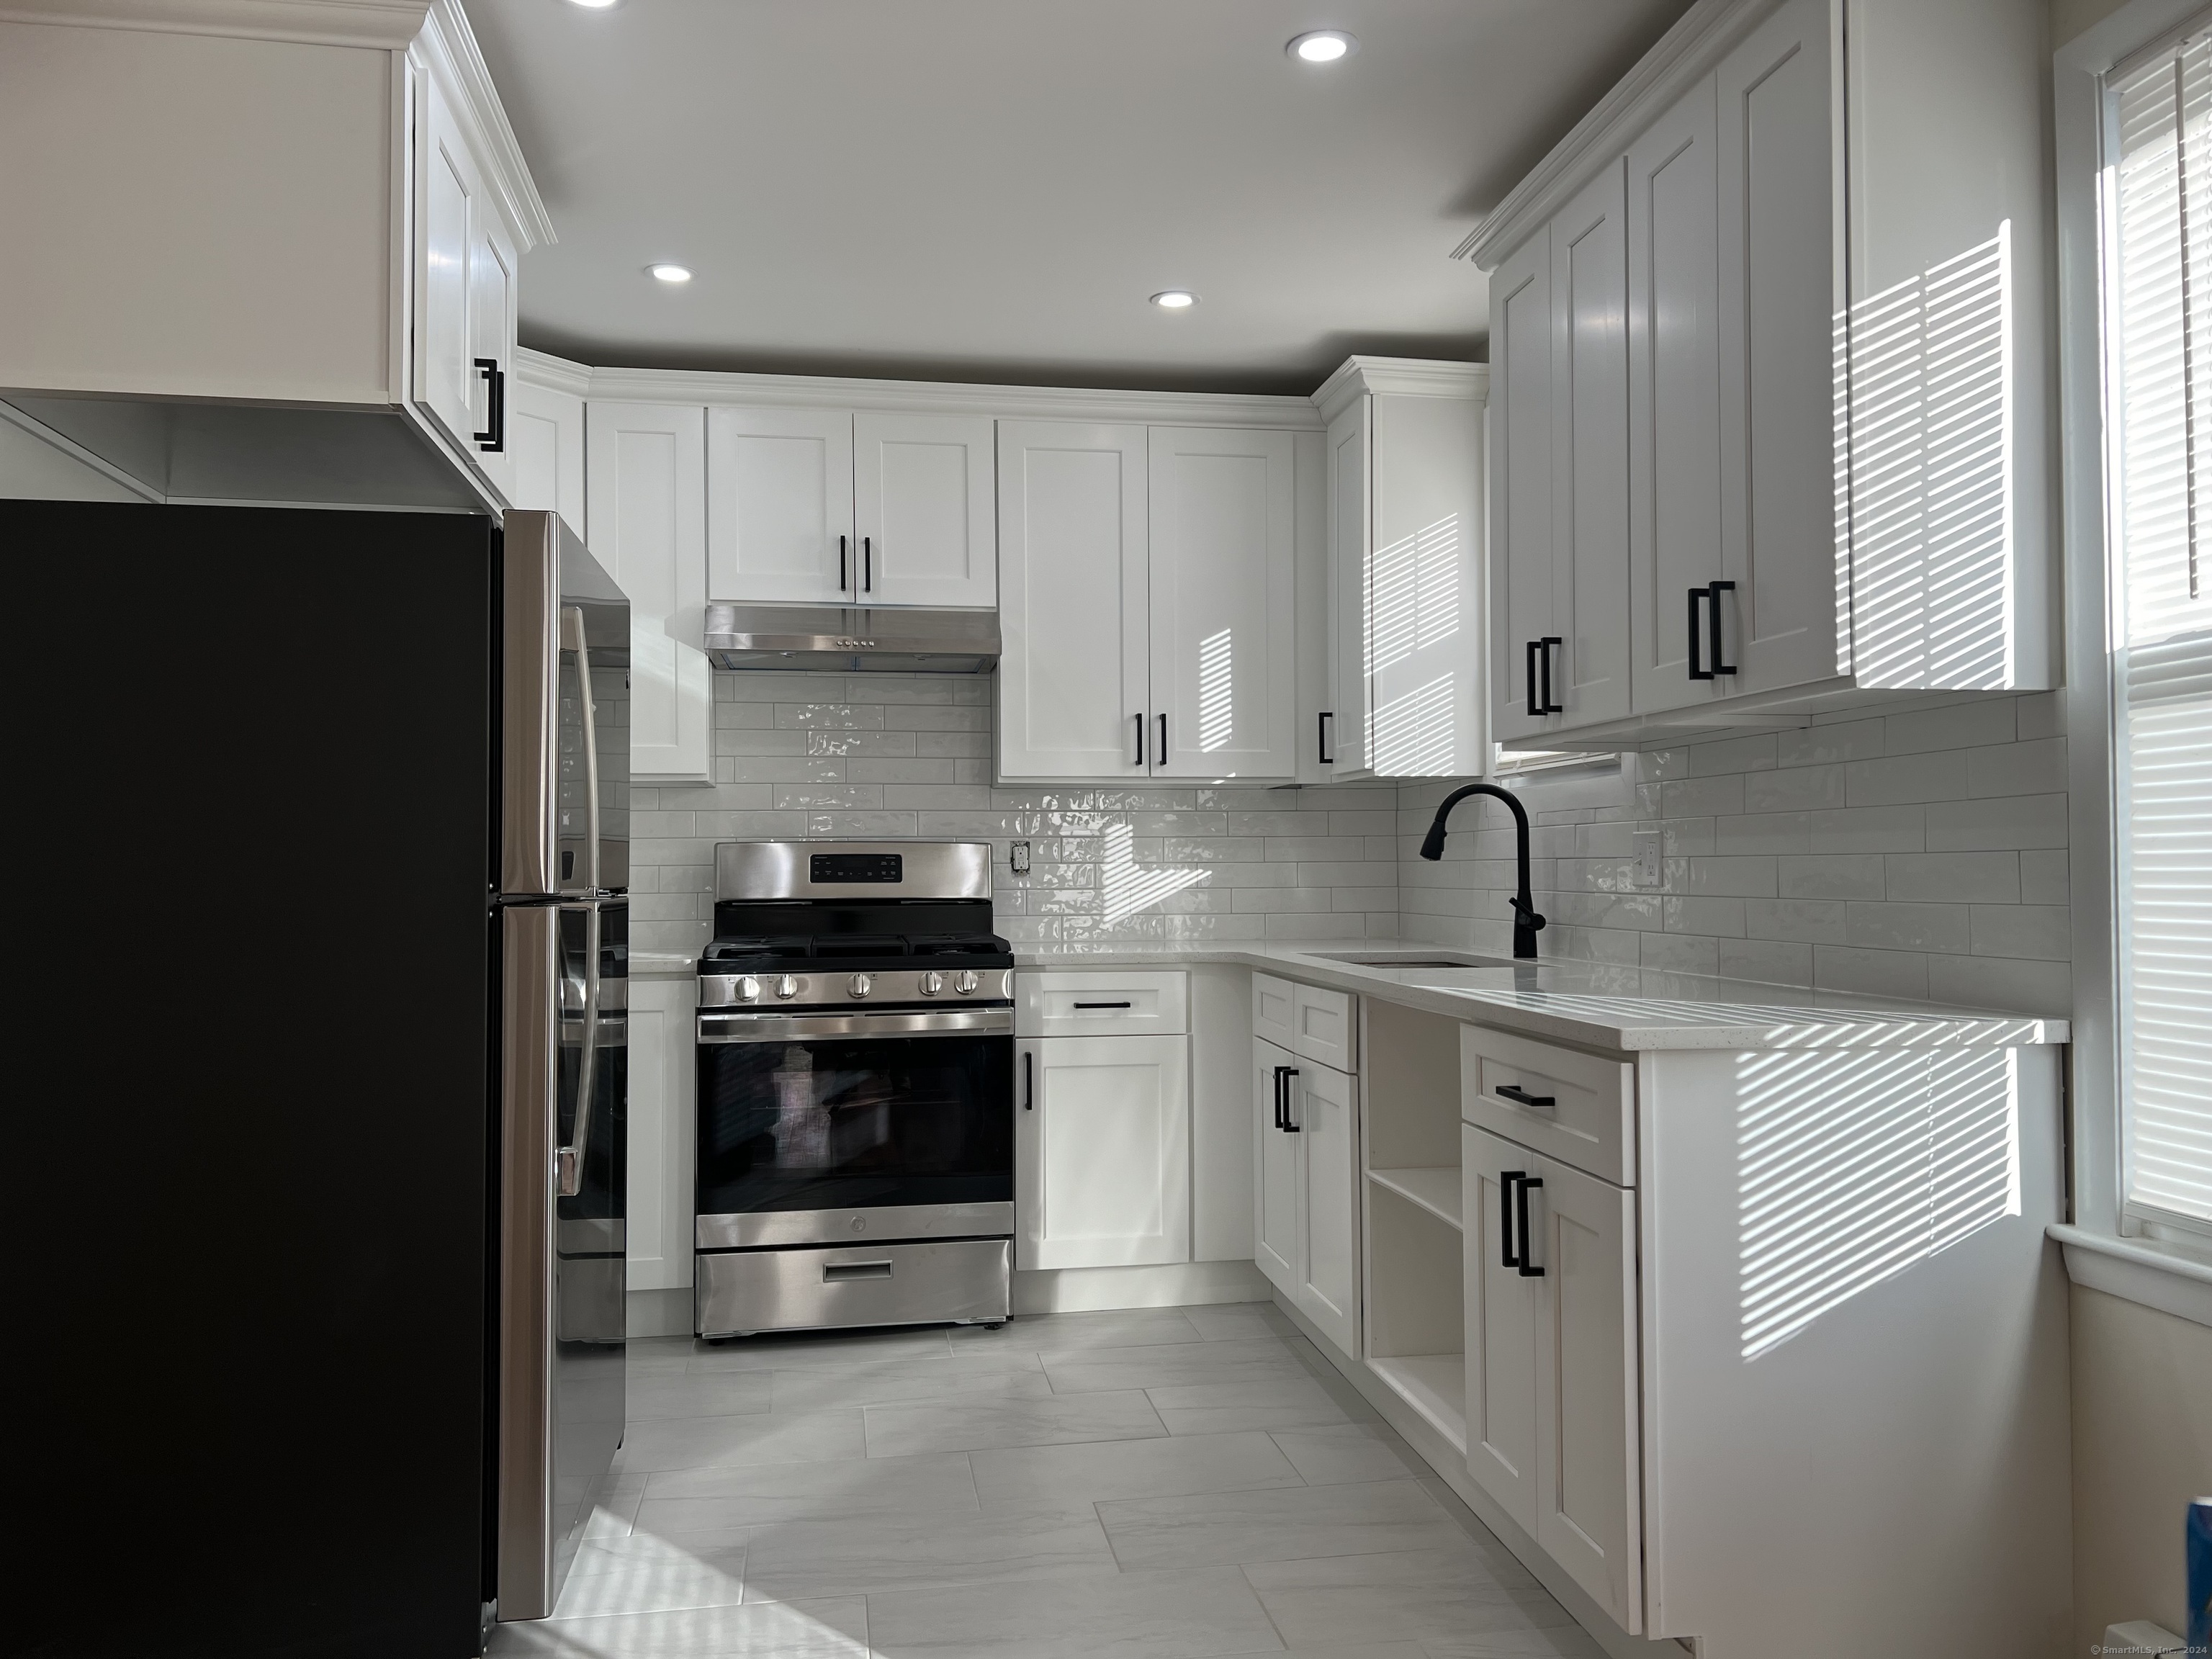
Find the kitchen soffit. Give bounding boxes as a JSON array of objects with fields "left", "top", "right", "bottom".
[{"left": 462, "top": 0, "right": 1695, "bottom": 395}]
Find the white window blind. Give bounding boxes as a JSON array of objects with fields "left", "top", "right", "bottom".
[{"left": 2109, "top": 29, "right": 2212, "bottom": 1226}]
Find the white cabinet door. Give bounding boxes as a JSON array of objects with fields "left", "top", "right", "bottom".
[
  {"left": 705, "top": 406, "right": 855, "bottom": 604},
  {"left": 1627, "top": 76, "right": 1725, "bottom": 716},
  {"left": 626, "top": 977, "right": 697, "bottom": 1294},
  {"left": 1490, "top": 233, "right": 1556, "bottom": 746},
  {"left": 413, "top": 68, "right": 481, "bottom": 461},
  {"left": 509, "top": 377, "right": 585, "bottom": 539},
  {"left": 1529, "top": 1150, "right": 1642, "bottom": 1633},
  {"left": 1550, "top": 159, "right": 1633, "bottom": 729},
  {"left": 1325, "top": 397, "right": 1373, "bottom": 778},
  {"left": 1463, "top": 1125, "right": 1540, "bottom": 1533},
  {"left": 997, "top": 421, "right": 1151, "bottom": 781},
  {"left": 1367, "top": 391, "right": 1484, "bottom": 776},
  {"left": 853, "top": 411, "right": 994, "bottom": 607},
  {"left": 1147, "top": 426, "right": 1297, "bottom": 781},
  {"left": 468, "top": 203, "right": 518, "bottom": 505},
  {"left": 1254, "top": 1037, "right": 1303, "bottom": 1295},
  {"left": 1295, "top": 1060, "right": 1360, "bottom": 1356},
  {"left": 1715, "top": 0, "right": 1838, "bottom": 698},
  {"left": 586, "top": 403, "right": 712, "bottom": 783},
  {"left": 1017, "top": 1034, "right": 1190, "bottom": 1270}
]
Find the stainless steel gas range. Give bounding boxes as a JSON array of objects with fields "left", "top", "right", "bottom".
[{"left": 693, "top": 840, "right": 1014, "bottom": 1338}]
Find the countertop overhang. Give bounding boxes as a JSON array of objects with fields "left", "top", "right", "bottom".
[{"left": 638, "top": 940, "right": 2068, "bottom": 1053}]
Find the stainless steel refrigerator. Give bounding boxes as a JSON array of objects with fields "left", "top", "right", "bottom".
[
  {"left": 494, "top": 509, "right": 629, "bottom": 1624},
  {"left": 17, "top": 500, "right": 627, "bottom": 1658}
]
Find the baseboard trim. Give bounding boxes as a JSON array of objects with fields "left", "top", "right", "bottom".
[
  {"left": 625, "top": 1286, "right": 691, "bottom": 1338},
  {"left": 1014, "top": 1259, "right": 1272, "bottom": 1314},
  {"left": 1269, "top": 1291, "right": 1686, "bottom": 1659}
]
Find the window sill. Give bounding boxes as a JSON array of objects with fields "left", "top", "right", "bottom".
[{"left": 2048, "top": 1223, "right": 2212, "bottom": 1327}]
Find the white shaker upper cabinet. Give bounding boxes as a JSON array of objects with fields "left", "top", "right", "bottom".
[
  {"left": 1147, "top": 426, "right": 1297, "bottom": 781},
  {"left": 1323, "top": 397, "right": 1375, "bottom": 778},
  {"left": 705, "top": 406, "right": 855, "bottom": 605},
  {"left": 1714, "top": 0, "right": 1838, "bottom": 699},
  {"left": 508, "top": 367, "right": 585, "bottom": 541},
  {"left": 1626, "top": 75, "right": 1725, "bottom": 716},
  {"left": 853, "top": 411, "right": 995, "bottom": 607},
  {"left": 1490, "top": 233, "right": 1558, "bottom": 747},
  {"left": 586, "top": 402, "right": 712, "bottom": 784},
  {"left": 466, "top": 198, "right": 518, "bottom": 505},
  {"left": 413, "top": 69, "right": 484, "bottom": 469},
  {"left": 1549, "top": 158, "right": 1633, "bottom": 730},
  {"left": 997, "top": 421, "right": 1151, "bottom": 782}
]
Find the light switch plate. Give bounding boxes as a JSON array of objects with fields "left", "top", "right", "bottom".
[{"left": 1632, "top": 830, "right": 1664, "bottom": 889}]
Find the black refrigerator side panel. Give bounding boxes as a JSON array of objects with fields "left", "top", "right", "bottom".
[{"left": 9, "top": 500, "right": 497, "bottom": 1659}]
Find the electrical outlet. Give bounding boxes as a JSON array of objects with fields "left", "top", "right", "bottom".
[
  {"left": 1632, "top": 830, "right": 1664, "bottom": 889},
  {"left": 1010, "top": 840, "right": 1032, "bottom": 876}
]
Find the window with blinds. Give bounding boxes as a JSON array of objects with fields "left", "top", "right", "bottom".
[{"left": 2108, "top": 27, "right": 2212, "bottom": 1228}]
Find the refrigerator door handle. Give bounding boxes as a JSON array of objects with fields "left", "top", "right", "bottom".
[
  {"left": 557, "top": 901, "right": 601, "bottom": 1199},
  {"left": 498, "top": 902, "right": 558, "bottom": 1617},
  {"left": 560, "top": 606, "right": 602, "bottom": 894}
]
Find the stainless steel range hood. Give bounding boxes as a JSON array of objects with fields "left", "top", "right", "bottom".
[{"left": 704, "top": 603, "right": 999, "bottom": 673}]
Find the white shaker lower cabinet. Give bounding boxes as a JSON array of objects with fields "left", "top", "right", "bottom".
[
  {"left": 1253, "top": 1023, "right": 1362, "bottom": 1355},
  {"left": 624, "top": 976, "right": 698, "bottom": 1298},
  {"left": 1015, "top": 1033, "right": 1191, "bottom": 1270},
  {"left": 1462, "top": 1123, "right": 1640, "bottom": 1630}
]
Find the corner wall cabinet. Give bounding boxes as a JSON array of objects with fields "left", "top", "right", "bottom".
[
  {"left": 1469, "top": 0, "right": 2054, "bottom": 749},
  {"left": 508, "top": 351, "right": 587, "bottom": 541},
  {"left": 1015, "top": 972, "right": 1192, "bottom": 1271},
  {"left": 997, "top": 421, "right": 1298, "bottom": 784},
  {"left": 1312, "top": 359, "right": 1488, "bottom": 779}
]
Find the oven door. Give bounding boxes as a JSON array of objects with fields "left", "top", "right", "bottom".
[{"left": 695, "top": 1005, "right": 1014, "bottom": 1248}]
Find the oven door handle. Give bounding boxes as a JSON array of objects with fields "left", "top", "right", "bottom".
[{"left": 698, "top": 1007, "right": 1015, "bottom": 1042}]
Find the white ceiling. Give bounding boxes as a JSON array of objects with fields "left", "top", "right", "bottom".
[{"left": 466, "top": 0, "right": 1695, "bottom": 396}]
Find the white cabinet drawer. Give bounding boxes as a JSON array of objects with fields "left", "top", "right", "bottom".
[
  {"left": 1460, "top": 1024, "right": 1634, "bottom": 1187},
  {"left": 1253, "top": 973, "right": 1295, "bottom": 1048},
  {"left": 1293, "top": 982, "right": 1356, "bottom": 1071},
  {"left": 1019, "top": 970, "right": 1188, "bottom": 1037}
]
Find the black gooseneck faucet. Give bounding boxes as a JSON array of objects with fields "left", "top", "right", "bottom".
[{"left": 1418, "top": 783, "right": 1547, "bottom": 960}]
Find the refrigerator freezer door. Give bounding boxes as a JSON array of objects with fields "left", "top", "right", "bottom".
[
  {"left": 502, "top": 509, "right": 631, "bottom": 897},
  {"left": 499, "top": 898, "right": 628, "bottom": 1623}
]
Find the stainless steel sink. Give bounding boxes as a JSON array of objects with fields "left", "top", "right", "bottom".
[{"left": 1310, "top": 951, "right": 1523, "bottom": 970}]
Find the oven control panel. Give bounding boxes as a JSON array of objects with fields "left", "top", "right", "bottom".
[{"left": 698, "top": 968, "right": 1014, "bottom": 1010}]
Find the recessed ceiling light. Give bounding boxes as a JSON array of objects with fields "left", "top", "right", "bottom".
[
  {"left": 648, "top": 264, "right": 693, "bottom": 284},
  {"left": 568, "top": 0, "right": 621, "bottom": 9},
  {"left": 1287, "top": 30, "right": 1357, "bottom": 62},
  {"left": 1151, "top": 290, "right": 1198, "bottom": 310}
]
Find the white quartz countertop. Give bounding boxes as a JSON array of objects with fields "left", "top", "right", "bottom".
[{"left": 1014, "top": 940, "right": 2069, "bottom": 1053}]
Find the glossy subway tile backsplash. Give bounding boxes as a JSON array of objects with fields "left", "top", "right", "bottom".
[{"left": 625, "top": 672, "right": 1403, "bottom": 958}]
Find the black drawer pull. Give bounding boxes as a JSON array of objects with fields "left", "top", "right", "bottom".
[
  {"left": 1073, "top": 1001, "right": 1133, "bottom": 1010},
  {"left": 824, "top": 1262, "right": 893, "bottom": 1282},
  {"left": 1496, "top": 1084, "right": 1556, "bottom": 1109}
]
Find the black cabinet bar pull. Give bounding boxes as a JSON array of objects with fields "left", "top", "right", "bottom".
[
  {"left": 1539, "top": 636, "right": 1563, "bottom": 714},
  {"left": 1318, "top": 711, "right": 1335, "bottom": 765},
  {"left": 1023, "top": 1049, "right": 1034, "bottom": 1111},
  {"left": 1281, "top": 1067, "right": 1300, "bottom": 1132},
  {"left": 1073, "top": 1001, "right": 1132, "bottom": 1010},
  {"left": 1133, "top": 712, "right": 1145, "bottom": 768},
  {"left": 863, "top": 535, "right": 873, "bottom": 593},
  {"left": 840, "top": 535, "right": 849, "bottom": 592},
  {"left": 1516, "top": 1175, "right": 1545, "bottom": 1277},
  {"left": 1526, "top": 639, "right": 1543, "bottom": 719},
  {"left": 1501, "top": 1171, "right": 1525, "bottom": 1267},
  {"left": 1157, "top": 712, "right": 1168, "bottom": 763},
  {"left": 472, "top": 359, "right": 505, "bottom": 451},
  {"left": 1496, "top": 1084, "right": 1556, "bottom": 1108},
  {"left": 1272, "top": 1065, "right": 1286, "bottom": 1130},
  {"left": 1707, "top": 579, "right": 1737, "bottom": 675}
]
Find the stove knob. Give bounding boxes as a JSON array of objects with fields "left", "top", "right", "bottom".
[
  {"left": 848, "top": 974, "right": 873, "bottom": 999},
  {"left": 775, "top": 975, "right": 799, "bottom": 1000},
  {"left": 737, "top": 975, "right": 761, "bottom": 1002},
  {"left": 920, "top": 971, "right": 945, "bottom": 997},
  {"left": 954, "top": 970, "right": 980, "bottom": 996}
]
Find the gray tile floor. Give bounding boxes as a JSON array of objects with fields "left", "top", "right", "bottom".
[{"left": 490, "top": 1303, "right": 1606, "bottom": 1659}]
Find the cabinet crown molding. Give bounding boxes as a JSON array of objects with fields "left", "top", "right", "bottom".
[
  {"left": 1452, "top": 0, "right": 1778, "bottom": 271},
  {"left": 567, "top": 362, "right": 1325, "bottom": 429},
  {"left": 513, "top": 346, "right": 593, "bottom": 400},
  {"left": 414, "top": 0, "right": 554, "bottom": 250},
  {"left": 0, "top": 0, "right": 428, "bottom": 48},
  {"left": 1311, "top": 356, "right": 1490, "bottom": 423}
]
